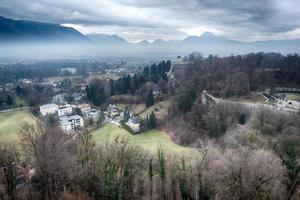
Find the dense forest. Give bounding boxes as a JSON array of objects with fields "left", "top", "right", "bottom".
[
  {"left": 177, "top": 52, "right": 300, "bottom": 98},
  {"left": 86, "top": 60, "right": 171, "bottom": 107}
]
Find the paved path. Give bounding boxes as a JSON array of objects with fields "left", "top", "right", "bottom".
[
  {"left": 0, "top": 106, "right": 30, "bottom": 113},
  {"left": 203, "top": 92, "right": 298, "bottom": 113}
]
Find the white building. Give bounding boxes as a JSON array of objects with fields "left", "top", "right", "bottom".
[
  {"left": 61, "top": 68, "right": 77, "bottom": 74},
  {"left": 84, "top": 109, "right": 101, "bottom": 122},
  {"left": 125, "top": 118, "right": 140, "bottom": 133},
  {"left": 58, "top": 104, "right": 73, "bottom": 117},
  {"left": 59, "top": 115, "right": 83, "bottom": 133},
  {"left": 20, "top": 79, "right": 32, "bottom": 84},
  {"left": 77, "top": 103, "right": 91, "bottom": 112},
  {"left": 52, "top": 94, "right": 65, "bottom": 103},
  {"left": 40, "top": 104, "right": 58, "bottom": 116}
]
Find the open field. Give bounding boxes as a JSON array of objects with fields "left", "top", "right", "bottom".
[
  {"left": 286, "top": 93, "right": 300, "bottom": 102},
  {"left": 231, "top": 92, "right": 266, "bottom": 103},
  {"left": 0, "top": 110, "right": 36, "bottom": 144},
  {"left": 15, "top": 97, "right": 29, "bottom": 107},
  {"left": 86, "top": 74, "right": 120, "bottom": 83},
  {"left": 92, "top": 123, "right": 197, "bottom": 156},
  {"left": 43, "top": 76, "right": 82, "bottom": 82}
]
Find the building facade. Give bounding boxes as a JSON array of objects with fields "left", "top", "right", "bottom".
[
  {"left": 58, "top": 104, "right": 73, "bottom": 117},
  {"left": 59, "top": 115, "right": 83, "bottom": 133},
  {"left": 40, "top": 103, "right": 58, "bottom": 116}
]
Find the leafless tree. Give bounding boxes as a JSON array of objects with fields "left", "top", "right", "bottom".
[
  {"left": 207, "top": 147, "right": 287, "bottom": 200},
  {"left": 19, "top": 123, "right": 76, "bottom": 200},
  {"left": 0, "top": 144, "right": 19, "bottom": 200}
]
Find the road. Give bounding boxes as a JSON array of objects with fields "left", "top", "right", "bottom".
[
  {"left": 203, "top": 92, "right": 298, "bottom": 113},
  {"left": 0, "top": 106, "right": 30, "bottom": 113}
]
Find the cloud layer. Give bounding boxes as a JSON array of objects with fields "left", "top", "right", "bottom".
[{"left": 1, "top": 0, "right": 300, "bottom": 42}]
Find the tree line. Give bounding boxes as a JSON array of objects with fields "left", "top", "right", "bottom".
[
  {"left": 0, "top": 121, "right": 291, "bottom": 200},
  {"left": 86, "top": 60, "right": 171, "bottom": 107}
]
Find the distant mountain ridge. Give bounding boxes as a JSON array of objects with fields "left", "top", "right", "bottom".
[
  {"left": 1, "top": 16, "right": 300, "bottom": 55},
  {"left": 86, "top": 33, "right": 129, "bottom": 45},
  {"left": 182, "top": 32, "right": 243, "bottom": 46},
  {"left": 0, "top": 16, "right": 89, "bottom": 43}
]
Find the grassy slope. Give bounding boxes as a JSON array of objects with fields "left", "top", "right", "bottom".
[
  {"left": 231, "top": 92, "right": 266, "bottom": 103},
  {"left": 15, "top": 97, "right": 29, "bottom": 107},
  {"left": 92, "top": 123, "right": 197, "bottom": 156},
  {"left": 287, "top": 93, "right": 300, "bottom": 102},
  {"left": 139, "top": 101, "right": 170, "bottom": 119},
  {"left": 0, "top": 110, "right": 36, "bottom": 144}
]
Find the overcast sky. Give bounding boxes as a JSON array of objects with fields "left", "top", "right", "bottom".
[{"left": 1, "top": 0, "right": 300, "bottom": 42}]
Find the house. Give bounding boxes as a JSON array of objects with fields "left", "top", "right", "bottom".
[
  {"left": 77, "top": 103, "right": 91, "bottom": 112},
  {"left": 52, "top": 94, "right": 66, "bottom": 103},
  {"left": 61, "top": 68, "right": 77, "bottom": 74},
  {"left": 110, "top": 108, "right": 120, "bottom": 119},
  {"left": 84, "top": 109, "right": 101, "bottom": 122},
  {"left": 40, "top": 103, "right": 58, "bottom": 116},
  {"left": 72, "top": 92, "right": 83, "bottom": 101},
  {"left": 107, "top": 104, "right": 117, "bottom": 111},
  {"left": 59, "top": 115, "right": 83, "bottom": 133},
  {"left": 125, "top": 117, "right": 140, "bottom": 133},
  {"left": 105, "top": 104, "right": 120, "bottom": 119},
  {"left": 20, "top": 79, "right": 32, "bottom": 84},
  {"left": 152, "top": 84, "right": 161, "bottom": 97},
  {"left": 58, "top": 104, "right": 73, "bottom": 117}
]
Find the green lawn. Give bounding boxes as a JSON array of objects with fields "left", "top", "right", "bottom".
[
  {"left": 92, "top": 123, "right": 197, "bottom": 156},
  {"left": 15, "top": 97, "right": 29, "bottom": 107},
  {"left": 287, "top": 93, "right": 300, "bottom": 102},
  {"left": 236, "top": 93, "right": 266, "bottom": 103},
  {"left": 0, "top": 110, "right": 36, "bottom": 144}
]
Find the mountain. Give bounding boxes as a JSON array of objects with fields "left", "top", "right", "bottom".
[
  {"left": 0, "top": 16, "right": 299, "bottom": 56},
  {"left": 136, "top": 40, "right": 151, "bottom": 46},
  {"left": 182, "top": 32, "right": 243, "bottom": 46},
  {"left": 0, "top": 16, "right": 90, "bottom": 43},
  {"left": 152, "top": 39, "right": 165, "bottom": 45},
  {"left": 87, "top": 33, "right": 129, "bottom": 45}
]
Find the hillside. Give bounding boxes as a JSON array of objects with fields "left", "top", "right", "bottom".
[
  {"left": 1, "top": 15, "right": 300, "bottom": 56},
  {"left": 87, "top": 33, "right": 129, "bottom": 45},
  {"left": 91, "top": 123, "right": 196, "bottom": 155},
  {"left": 0, "top": 16, "right": 90, "bottom": 43},
  {"left": 0, "top": 110, "right": 36, "bottom": 143}
]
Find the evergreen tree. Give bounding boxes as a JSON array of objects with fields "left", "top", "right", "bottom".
[
  {"left": 145, "top": 89, "right": 155, "bottom": 107},
  {"left": 123, "top": 108, "right": 130, "bottom": 122},
  {"left": 16, "top": 85, "right": 22, "bottom": 96},
  {"left": 6, "top": 94, "right": 13, "bottom": 105},
  {"left": 109, "top": 79, "right": 115, "bottom": 96},
  {"left": 148, "top": 112, "right": 157, "bottom": 129},
  {"left": 86, "top": 79, "right": 106, "bottom": 106},
  {"left": 148, "top": 157, "right": 154, "bottom": 200}
]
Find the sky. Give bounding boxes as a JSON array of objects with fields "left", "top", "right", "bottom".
[{"left": 1, "top": 0, "right": 300, "bottom": 42}]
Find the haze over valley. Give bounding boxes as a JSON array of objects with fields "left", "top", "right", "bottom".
[{"left": 1, "top": 15, "right": 300, "bottom": 59}]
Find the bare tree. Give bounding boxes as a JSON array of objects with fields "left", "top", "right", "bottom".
[
  {"left": 19, "top": 123, "right": 76, "bottom": 200},
  {"left": 207, "top": 147, "right": 287, "bottom": 200},
  {"left": 0, "top": 145, "right": 19, "bottom": 200}
]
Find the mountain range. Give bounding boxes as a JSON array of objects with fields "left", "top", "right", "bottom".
[
  {"left": 0, "top": 16, "right": 89, "bottom": 43},
  {"left": 1, "top": 15, "right": 300, "bottom": 55}
]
